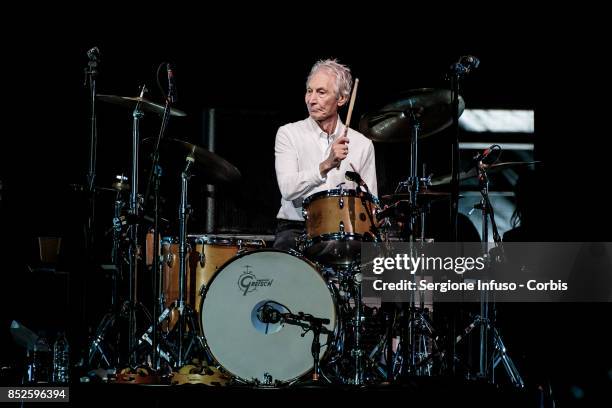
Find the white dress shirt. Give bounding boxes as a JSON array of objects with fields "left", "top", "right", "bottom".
[{"left": 275, "top": 116, "right": 378, "bottom": 221}]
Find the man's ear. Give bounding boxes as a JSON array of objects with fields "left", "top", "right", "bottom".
[{"left": 337, "top": 94, "right": 348, "bottom": 108}]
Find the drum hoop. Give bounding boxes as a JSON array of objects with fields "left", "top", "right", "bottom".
[
  {"left": 160, "top": 236, "right": 191, "bottom": 250},
  {"left": 303, "top": 232, "right": 364, "bottom": 244},
  {"left": 302, "top": 188, "right": 379, "bottom": 207},
  {"left": 198, "top": 248, "right": 342, "bottom": 385},
  {"left": 190, "top": 235, "right": 266, "bottom": 247}
]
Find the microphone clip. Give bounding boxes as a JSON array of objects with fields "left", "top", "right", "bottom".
[{"left": 449, "top": 55, "right": 480, "bottom": 76}]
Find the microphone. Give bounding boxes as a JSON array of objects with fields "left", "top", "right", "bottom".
[
  {"left": 345, "top": 170, "right": 364, "bottom": 186},
  {"left": 473, "top": 145, "right": 501, "bottom": 165},
  {"left": 167, "top": 63, "right": 177, "bottom": 103},
  {"left": 459, "top": 55, "right": 480, "bottom": 70},
  {"left": 451, "top": 55, "right": 479, "bottom": 75},
  {"left": 258, "top": 305, "right": 282, "bottom": 324},
  {"left": 345, "top": 170, "right": 372, "bottom": 195},
  {"left": 465, "top": 144, "right": 501, "bottom": 172},
  {"left": 87, "top": 47, "right": 100, "bottom": 61}
]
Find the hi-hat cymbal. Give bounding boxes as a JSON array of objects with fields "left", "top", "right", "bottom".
[
  {"left": 98, "top": 94, "right": 187, "bottom": 117},
  {"left": 142, "top": 138, "right": 241, "bottom": 184},
  {"left": 359, "top": 88, "right": 464, "bottom": 142},
  {"left": 382, "top": 190, "right": 455, "bottom": 202},
  {"left": 430, "top": 161, "right": 541, "bottom": 186}
]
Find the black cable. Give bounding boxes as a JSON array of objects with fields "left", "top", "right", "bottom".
[{"left": 155, "top": 62, "right": 168, "bottom": 102}]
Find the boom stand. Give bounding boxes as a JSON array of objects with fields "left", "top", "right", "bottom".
[{"left": 465, "top": 162, "right": 524, "bottom": 387}]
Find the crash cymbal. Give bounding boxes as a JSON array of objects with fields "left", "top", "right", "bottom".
[
  {"left": 359, "top": 88, "right": 464, "bottom": 142},
  {"left": 98, "top": 94, "right": 187, "bottom": 117},
  {"left": 142, "top": 138, "right": 241, "bottom": 184},
  {"left": 430, "top": 161, "right": 541, "bottom": 186}
]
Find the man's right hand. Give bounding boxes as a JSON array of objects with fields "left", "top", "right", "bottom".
[{"left": 320, "top": 135, "right": 349, "bottom": 176}]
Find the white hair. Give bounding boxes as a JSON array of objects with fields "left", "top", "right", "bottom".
[{"left": 306, "top": 59, "right": 353, "bottom": 100}]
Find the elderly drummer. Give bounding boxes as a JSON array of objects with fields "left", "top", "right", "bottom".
[{"left": 273, "top": 58, "right": 378, "bottom": 251}]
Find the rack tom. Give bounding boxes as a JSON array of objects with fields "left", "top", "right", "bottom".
[{"left": 301, "top": 189, "right": 379, "bottom": 266}]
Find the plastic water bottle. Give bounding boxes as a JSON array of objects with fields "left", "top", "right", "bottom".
[
  {"left": 52, "top": 332, "right": 70, "bottom": 383},
  {"left": 31, "top": 333, "right": 51, "bottom": 383}
]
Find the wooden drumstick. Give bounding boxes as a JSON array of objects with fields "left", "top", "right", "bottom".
[
  {"left": 337, "top": 78, "right": 359, "bottom": 169},
  {"left": 345, "top": 77, "right": 359, "bottom": 132}
]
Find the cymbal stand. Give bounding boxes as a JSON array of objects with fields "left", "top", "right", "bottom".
[
  {"left": 165, "top": 154, "right": 206, "bottom": 368},
  {"left": 87, "top": 193, "right": 126, "bottom": 368},
  {"left": 137, "top": 154, "right": 207, "bottom": 370},
  {"left": 124, "top": 85, "right": 152, "bottom": 366},
  {"left": 339, "top": 269, "right": 366, "bottom": 385},
  {"left": 389, "top": 113, "right": 441, "bottom": 379},
  {"left": 88, "top": 101, "right": 153, "bottom": 368}
]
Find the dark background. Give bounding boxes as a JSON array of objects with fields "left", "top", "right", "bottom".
[{"left": 1, "top": 18, "right": 610, "bottom": 406}]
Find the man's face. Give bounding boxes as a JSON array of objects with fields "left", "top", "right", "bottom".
[{"left": 305, "top": 70, "right": 347, "bottom": 122}]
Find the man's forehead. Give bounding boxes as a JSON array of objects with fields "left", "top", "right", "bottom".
[{"left": 307, "top": 70, "right": 335, "bottom": 88}]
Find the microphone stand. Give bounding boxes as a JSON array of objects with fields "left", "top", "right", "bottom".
[
  {"left": 83, "top": 48, "right": 99, "bottom": 266},
  {"left": 447, "top": 56, "right": 477, "bottom": 376},
  {"left": 449, "top": 62, "right": 463, "bottom": 244},
  {"left": 145, "top": 90, "right": 174, "bottom": 372},
  {"left": 280, "top": 312, "right": 333, "bottom": 383},
  {"left": 464, "top": 162, "right": 523, "bottom": 387}
]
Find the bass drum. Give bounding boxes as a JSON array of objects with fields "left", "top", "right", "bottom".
[{"left": 200, "top": 249, "right": 338, "bottom": 385}]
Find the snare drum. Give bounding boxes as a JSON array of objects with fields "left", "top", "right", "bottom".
[
  {"left": 190, "top": 235, "right": 265, "bottom": 315},
  {"left": 301, "top": 189, "right": 379, "bottom": 266},
  {"left": 199, "top": 249, "right": 339, "bottom": 385}
]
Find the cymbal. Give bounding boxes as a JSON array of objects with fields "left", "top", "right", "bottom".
[
  {"left": 382, "top": 190, "right": 454, "bottom": 201},
  {"left": 98, "top": 94, "right": 187, "bottom": 117},
  {"left": 359, "top": 88, "right": 464, "bottom": 142},
  {"left": 142, "top": 138, "right": 241, "bottom": 184},
  {"left": 430, "top": 161, "right": 541, "bottom": 186},
  {"left": 69, "top": 184, "right": 129, "bottom": 194}
]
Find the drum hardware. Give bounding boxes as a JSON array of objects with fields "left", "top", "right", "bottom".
[
  {"left": 87, "top": 85, "right": 159, "bottom": 369},
  {"left": 362, "top": 87, "right": 466, "bottom": 381},
  {"left": 84, "top": 46, "right": 99, "bottom": 253},
  {"left": 349, "top": 269, "right": 365, "bottom": 385},
  {"left": 140, "top": 62, "right": 187, "bottom": 370},
  {"left": 143, "top": 154, "right": 206, "bottom": 369},
  {"left": 139, "top": 138, "right": 242, "bottom": 370},
  {"left": 88, "top": 191, "right": 127, "bottom": 368},
  {"left": 458, "top": 148, "right": 524, "bottom": 387},
  {"left": 83, "top": 46, "right": 107, "bottom": 367},
  {"left": 448, "top": 56, "right": 480, "bottom": 242},
  {"left": 126, "top": 84, "right": 150, "bottom": 366}
]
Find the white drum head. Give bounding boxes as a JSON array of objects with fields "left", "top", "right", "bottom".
[{"left": 201, "top": 250, "right": 337, "bottom": 384}]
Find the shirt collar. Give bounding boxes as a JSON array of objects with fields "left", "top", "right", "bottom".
[{"left": 308, "top": 115, "right": 344, "bottom": 141}]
